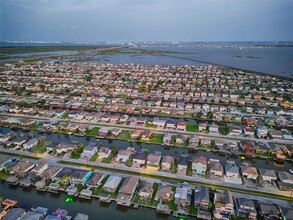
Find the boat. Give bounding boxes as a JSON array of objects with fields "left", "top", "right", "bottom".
[
  {"left": 289, "top": 169, "right": 293, "bottom": 174},
  {"left": 274, "top": 160, "right": 285, "bottom": 167}
]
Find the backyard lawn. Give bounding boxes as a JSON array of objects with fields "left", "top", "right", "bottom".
[
  {"left": 31, "top": 141, "right": 51, "bottom": 154},
  {"left": 86, "top": 127, "right": 100, "bottom": 136},
  {"left": 186, "top": 124, "right": 199, "bottom": 132}
]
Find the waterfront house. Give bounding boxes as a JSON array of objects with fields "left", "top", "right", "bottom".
[
  {"left": 98, "top": 127, "right": 111, "bottom": 136},
  {"left": 177, "top": 122, "right": 186, "bottom": 131},
  {"left": 257, "top": 125, "right": 268, "bottom": 138},
  {"left": 278, "top": 171, "right": 293, "bottom": 185},
  {"left": 194, "top": 186, "right": 210, "bottom": 210},
  {"left": 175, "top": 134, "right": 185, "bottom": 144},
  {"left": 42, "top": 166, "right": 62, "bottom": 180},
  {"left": 54, "top": 167, "right": 76, "bottom": 183},
  {"left": 86, "top": 173, "right": 104, "bottom": 188},
  {"left": 235, "top": 197, "right": 257, "bottom": 220},
  {"left": 163, "top": 133, "right": 172, "bottom": 144},
  {"left": 209, "top": 161, "right": 224, "bottom": 176},
  {"left": 70, "top": 170, "right": 89, "bottom": 185},
  {"left": 141, "top": 130, "right": 151, "bottom": 139},
  {"left": 12, "top": 137, "right": 28, "bottom": 146},
  {"left": 229, "top": 124, "right": 243, "bottom": 136},
  {"left": 67, "top": 123, "right": 79, "bottom": 132},
  {"left": 244, "top": 126, "right": 255, "bottom": 136},
  {"left": 115, "top": 150, "right": 131, "bottom": 164},
  {"left": 146, "top": 152, "right": 161, "bottom": 169},
  {"left": 254, "top": 141, "right": 270, "bottom": 154},
  {"left": 100, "top": 114, "right": 111, "bottom": 122},
  {"left": 240, "top": 166, "right": 258, "bottom": 180},
  {"left": 136, "top": 118, "right": 147, "bottom": 126},
  {"left": 259, "top": 168, "right": 277, "bottom": 182},
  {"left": 240, "top": 141, "right": 254, "bottom": 156},
  {"left": 132, "top": 151, "right": 147, "bottom": 167},
  {"left": 214, "top": 190, "right": 234, "bottom": 220},
  {"left": 10, "top": 161, "right": 35, "bottom": 176},
  {"left": 189, "top": 135, "right": 199, "bottom": 146},
  {"left": 161, "top": 156, "right": 174, "bottom": 171},
  {"left": 139, "top": 182, "right": 153, "bottom": 200},
  {"left": 269, "top": 144, "right": 287, "bottom": 159},
  {"left": 80, "top": 143, "right": 98, "bottom": 160},
  {"left": 258, "top": 202, "right": 279, "bottom": 220},
  {"left": 131, "top": 129, "right": 142, "bottom": 139},
  {"left": 155, "top": 185, "right": 173, "bottom": 201},
  {"left": 174, "top": 186, "right": 192, "bottom": 207},
  {"left": 111, "top": 128, "right": 122, "bottom": 136},
  {"left": 152, "top": 119, "right": 166, "bottom": 128},
  {"left": 31, "top": 162, "right": 49, "bottom": 176},
  {"left": 23, "top": 138, "right": 38, "bottom": 150},
  {"left": 79, "top": 124, "right": 92, "bottom": 133},
  {"left": 165, "top": 120, "right": 176, "bottom": 129},
  {"left": 199, "top": 122, "right": 207, "bottom": 132},
  {"left": 177, "top": 155, "right": 188, "bottom": 175},
  {"left": 98, "top": 147, "right": 112, "bottom": 159},
  {"left": 225, "top": 163, "right": 240, "bottom": 178},
  {"left": 270, "top": 129, "right": 283, "bottom": 139},
  {"left": 214, "top": 139, "right": 225, "bottom": 147},
  {"left": 52, "top": 143, "right": 74, "bottom": 154},
  {"left": 209, "top": 123, "right": 219, "bottom": 133},
  {"left": 110, "top": 115, "right": 120, "bottom": 123},
  {"left": 200, "top": 138, "right": 212, "bottom": 146},
  {"left": 102, "top": 175, "right": 122, "bottom": 192},
  {"left": 192, "top": 156, "right": 207, "bottom": 175},
  {"left": 116, "top": 176, "right": 139, "bottom": 206}
]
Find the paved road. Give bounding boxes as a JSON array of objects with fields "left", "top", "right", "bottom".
[{"left": 1, "top": 112, "right": 293, "bottom": 145}]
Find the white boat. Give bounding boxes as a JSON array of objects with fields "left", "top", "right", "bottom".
[{"left": 289, "top": 169, "right": 293, "bottom": 174}]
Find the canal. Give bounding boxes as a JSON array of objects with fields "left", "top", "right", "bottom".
[
  {"left": 1, "top": 126, "right": 292, "bottom": 171},
  {"left": 0, "top": 181, "right": 176, "bottom": 220}
]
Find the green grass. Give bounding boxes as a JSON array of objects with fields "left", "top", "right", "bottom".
[
  {"left": 89, "top": 154, "right": 98, "bottom": 162},
  {"left": 116, "top": 94, "right": 127, "bottom": 98},
  {"left": 219, "top": 126, "right": 229, "bottom": 135},
  {"left": 0, "top": 172, "right": 10, "bottom": 180},
  {"left": 186, "top": 124, "right": 199, "bottom": 132},
  {"left": 186, "top": 161, "right": 193, "bottom": 176},
  {"left": 0, "top": 151, "right": 41, "bottom": 160},
  {"left": 125, "top": 159, "right": 133, "bottom": 167},
  {"left": 98, "top": 177, "right": 124, "bottom": 198},
  {"left": 171, "top": 136, "right": 189, "bottom": 147},
  {"left": 132, "top": 182, "right": 159, "bottom": 207},
  {"left": 85, "top": 127, "right": 100, "bottom": 136},
  {"left": 145, "top": 122, "right": 158, "bottom": 128},
  {"left": 30, "top": 141, "right": 51, "bottom": 154},
  {"left": 70, "top": 146, "right": 84, "bottom": 159},
  {"left": 30, "top": 123, "right": 41, "bottom": 130},
  {"left": 101, "top": 149, "right": 117, "bottom": 164},
  {"left": 116, "top": 130, "right": 131, "bottom": 140},
  {"left": 92, "top": 175, "right": 109, "bottom": 195},
  {"left": 143, "top": 133, "right": 164, "bottom": 144}
]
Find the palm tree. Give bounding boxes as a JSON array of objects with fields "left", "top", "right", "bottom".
[{"left": 29, "top": 130, "right": 34, "bottom": 138}]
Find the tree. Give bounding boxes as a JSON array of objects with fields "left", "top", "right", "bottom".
[{"left": 207, "top": 112, "right": 213, "bottom": 120}]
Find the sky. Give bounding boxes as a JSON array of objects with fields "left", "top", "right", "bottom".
[{"left": 1, "top": 0, "right": 293, "bottom": 42}]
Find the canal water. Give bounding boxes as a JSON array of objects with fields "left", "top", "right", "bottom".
[
  {"left": 0, "top": 181, "right": 176, "bottom": 220},
  {"left": 1, "top": 126, "right": 292, "bottom": 171}
]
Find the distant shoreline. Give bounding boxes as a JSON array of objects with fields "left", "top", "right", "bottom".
[{"left": 1, "top": 45, "right": 292, "bottom": 81}]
